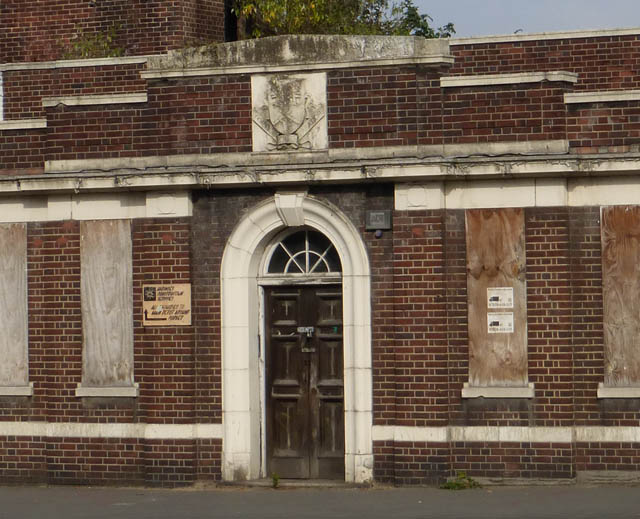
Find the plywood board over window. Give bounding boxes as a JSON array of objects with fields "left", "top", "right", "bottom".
[
  {"left": 464, "top": 208, "right": 531, "bottom": 397},
  {"left": 600, "top": 206, "right": 640, "bottom": 396},
  {"left": 78, "top": 220, "right": 136, "bottom": 396},
  {"left": 0, "top": 223, "right": 28, "bottom": 390}
]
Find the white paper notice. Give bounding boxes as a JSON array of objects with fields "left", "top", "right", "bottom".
[
  {"left": 487, "top": 312, "right": 514, "bottom": 334},
  {"left": 487, "top": 287, "right": 514, "bottom": 309}
]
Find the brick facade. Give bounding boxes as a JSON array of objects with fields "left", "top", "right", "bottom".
[{"left": 3, "top": 20, "right": 640, "bottom": 486}]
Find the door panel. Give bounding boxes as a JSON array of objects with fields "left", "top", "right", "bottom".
[{"left": 265, "top": 286, "right": 344, "bottom": 479}]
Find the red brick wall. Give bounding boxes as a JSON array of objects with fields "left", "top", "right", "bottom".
[
  {"left": 0, "top": 0, "right": 225, "bottom": 63},
  {"left": 132, "top": 219, "right": 195, "bottom": 424},
  {"left": 327, "top": 67, "right": 420, "bottom": 148},
  {"left": 567, "top": 101, "right": 640, "bottom": 154},
  {"left": 450, "top": 35, "right": 640, "bottom": 91},
  {"left": 526, "top": 208, "right": 573, "bottom": 427},
  {"left": 576, "top": 442, "right": 640, "bottom": 472},
  {"left": 570, "top": 208, "right": 605, "bottom": 425},
  {"left": 443, "top": 82, "right": 570, "bottom": 144},
  {"left": 141, "top": 77, "right": 252, "bottom": 156},
  {"left": 392, "top": 210, "right": 448, "bottom": 427},
  {"left": 0, "top": 128, "right": 47, "bottom": 175},
  {"left": 3, "top": 64, "right": 146, "bottom": 120},
  {"left": 452, "top": 442, "right": 573, "bottom": 479}
]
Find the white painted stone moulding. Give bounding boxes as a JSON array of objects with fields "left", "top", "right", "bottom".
[
  {"left": 43, "top": 140, "right": 569, "bottom": 175},
  {"left": 0, "top": 421, "right": 223, "bottom": 439},
  {"left": 141, "top": 56, "right": 454, "bottom": 79},
  {"left": 371, "top": 425, "right": 573, "bottom": 443},
  {"left": 75, "top": 384, "right": 139, "bottom": 398},
  {"left": 0, "top": 56, "right": 150, "bottom": 72},
  {"left": 443, "top": 139, "right": 569, "bottom": 157},
  {"left": 0, "top": 119, "right": 47, "bottom": 130},
  {"left": 576, "top": 427, "right": 640, "bottom": 443},
  {"left": 20, "top": 157, "right": 640, "bottom": 196},
  {"left": 461, "top": 383, "right": 535, "bottom": 399},
  {"left": 0, "top": 383, "right": 34, "bottom": 397},
  {"left": 42, "top": 92, "right": 147, "bottom": 107},
  {"left": 597, "top": 383, "right": 640, "bottom": 398},
  {"left": 441, "top": 71, "right": 578, "bottom": 88},
  {"left": 0, "top": 192, "right": 192, "bottom": 223},
  {"left": 373, "top": 425, "right": 640, "bottom": 444},
  {"left": 450, "top": 27, "right": 640, "bottom": 46},
  {"left": 565, "top": 90, "right": 640, "bottom": 104},
  {"left": 395, "top": 178, "right": 569, "bottom": 211}
]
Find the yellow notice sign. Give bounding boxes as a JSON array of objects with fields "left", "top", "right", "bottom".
[{"left": 143, "top": 284, "right": 192, "bottom": 326}]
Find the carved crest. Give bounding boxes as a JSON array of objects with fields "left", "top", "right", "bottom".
[{"left": 252, "top": 73, "right": 327, "bottom": 152}]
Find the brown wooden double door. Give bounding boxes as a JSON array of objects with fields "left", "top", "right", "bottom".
[{"left": 265, "top": 285, "right": 344, "bottom": 479}]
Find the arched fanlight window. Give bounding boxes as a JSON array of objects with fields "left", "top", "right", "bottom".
[{"left": 265, "top": 229, "right": 342, "bottom": 275}]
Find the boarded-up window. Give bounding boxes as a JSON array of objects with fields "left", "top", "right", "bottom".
[
  {"left": 465, "top": 208, "right": 528, "bottom": 388},
  {"left": 0, "top": 224, "right": 28, "bottom": 387},
  {"left": 80, "top": 220, "right": 133, "bottom": 387},
  {"left": 601, "top": 206, "right": 640, "bottom": 387}
]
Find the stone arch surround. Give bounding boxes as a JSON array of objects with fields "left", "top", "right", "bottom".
[{"left": 220, "top": 194, "right": 373, "bottom": 482}]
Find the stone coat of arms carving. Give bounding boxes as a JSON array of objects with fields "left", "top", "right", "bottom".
[{"left": 251, "top": 73, "right": 328, "bottom": 152}]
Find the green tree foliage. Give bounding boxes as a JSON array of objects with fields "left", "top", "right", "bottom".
[{"left": 233, "top": 0, "right": 454, "bottom": 39}]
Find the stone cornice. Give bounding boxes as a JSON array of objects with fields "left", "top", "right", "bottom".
[
  {"left": 0, "top": 152, "right": 638, "bottom": 195},
  {"left": 143, "top": 35, "right": 453, "bottom": 79}
]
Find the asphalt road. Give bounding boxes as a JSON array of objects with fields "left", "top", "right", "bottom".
[{"left": 2, "top": 484, "right": 640, "bottom": 519}]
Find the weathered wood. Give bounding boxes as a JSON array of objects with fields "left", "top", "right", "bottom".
[
  {"left": 80, "top": 220, "right": 133, "bottom": 387},
  {"left": 0, "top": 224, "right": 28, "bottom": 386},
  {"left": 602, "top": 206, "right": 640, "bottom": 386},
  {"left": 265, "top": 285, "right": 344, "bottom": 479},
  {"left": 466, "top": 208, "right": 527, "bottom": 387}
]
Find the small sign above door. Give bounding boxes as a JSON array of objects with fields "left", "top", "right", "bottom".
[{"left": 143, "top": 284, "right": 192, "bottom": 326}]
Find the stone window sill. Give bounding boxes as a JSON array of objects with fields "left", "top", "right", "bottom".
[
  {"left": 0, "top": 383, "right": 34, "bottom": 396},
  {"left": 597, "top": 383, "right": 640, "bottom": 399},
  {"left": 461, "top": 382, "right": 535, "bottom": 399},
  {"left": 75, "top": 383, "right": 139, "bottom": 398}
]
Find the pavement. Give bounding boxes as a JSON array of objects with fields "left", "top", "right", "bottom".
[{"left": 2, "top": 483, "right": 640, "bottom": 519}]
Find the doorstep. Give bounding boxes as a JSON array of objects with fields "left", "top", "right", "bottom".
[{"left": 219, "top": 478, "right": 369, "bottom": 488}]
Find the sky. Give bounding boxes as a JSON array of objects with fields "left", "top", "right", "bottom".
[{"left": 415, "top": 0, "right": 640, "bottom": 38}]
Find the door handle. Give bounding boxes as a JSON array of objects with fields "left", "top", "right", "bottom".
[{"left": 297, "top": 326, "right": 315, "bottom": 353}]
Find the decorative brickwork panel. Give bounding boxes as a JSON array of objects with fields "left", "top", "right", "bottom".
[
  {"left": 601, "top": 206, "right": 640, "bottom": 387},
  {"left": 465, "top": 208, "right": 527, "bottom": 387},
  {"left": 0, "top": 224, "right": 28, "bottom": 387}
]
